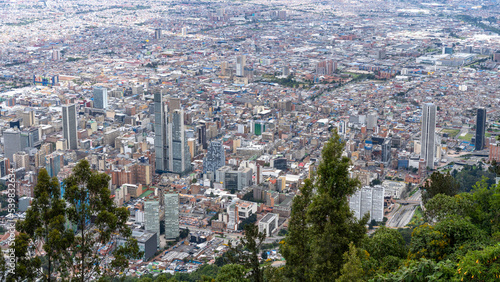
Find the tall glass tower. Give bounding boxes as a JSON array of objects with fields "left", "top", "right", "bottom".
[
  {"left": 475, "top": 108, "right": 486, "bottom": 151},
  {"left": 421, "top": 103, "right": 436, "bottom": 169}
]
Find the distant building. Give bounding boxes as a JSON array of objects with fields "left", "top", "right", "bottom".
[
  {"left": 117, "top": 229, "right": 157, "bottom": 261},
  {"left": 3, "top": 129, "right": 21, "bottom": 161},
  {"left": 164, "top": 193, "right": 179, "bottom": 239},
  {"left": 382, "top": 138, "right": 392, "bottom": 163},
  {"left": 258, "top": 213, "right": 279, "bottom": 236},
  {"left": 236, "top": 55, "right": 246, "bottom": 77},
  {"left": 62, "top": 104, "right": 78, "bottom": 150},
  {"left": 154, "top": 28, "right": 162, "bottom": 39},
  {"left": 154, "top": 92, "right": 192, "bottom": 175},
  {"left": 349, "top": 185, "right": 385, "bottom": 222},
  {"left": 203, "top": 141, "right": 225, "bottom": 176},
  {"left": 475, "top": 108, "right": 486, "bottom": 151},
  {"left": 93, "top": 87, "right": 108, "bottom": 109},
  {"left": 421, "top": 103, "right": 436, "bottom": 169},
  {"left": 215, "top": 166, "right": 253, "bottom": 191},
  {"left": 52, "top": 49, "right": 61, "bottom": 61},
  {"left": 144, "top": 200, "right": 160, "bottom": 247}
]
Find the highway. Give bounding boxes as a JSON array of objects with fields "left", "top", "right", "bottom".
[{"left": 386, "top": 189, "right": 421, "bottom": 228}]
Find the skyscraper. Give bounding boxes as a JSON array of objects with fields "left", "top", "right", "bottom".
[
  {"left": 154, "top": 28, "right": 162, "bottom": 40},
  {"left": 144, "top": 200, "right": 160, "bottom": 247},
  {"left": 421, "top": 103, "right": 436, "bottom": 169},
  {"left": 476, "top": 108, "right": 486, "bottom": 151},
  {"left": 197, "top": 123, "right": 207, "bottom": 150},
  {"left": 3, "top": 128, "right": 21, "bottom": 161},
  {"left": 62, "top": 104, "right": 78, "bottom": 150},
  {"left": 164, "top": 193, "right": 179, "bottom": 239},
  {"left": 154, "top": 92, "right": 168, "bottom": 172},
  {"left": 203, "top": 141, "right": 225, "bottom": 175},
  {"left": 154, "top": 93, "right": 192, "bottom": 175},
  {"left": 169, "top": 109, "right": 192, "bottom": 174},
  {"left": 93, "top": 87, "right": 108, "bottom": 109},
  {"left": 236, "top": 55, "right": 246, "bottom": 77}
]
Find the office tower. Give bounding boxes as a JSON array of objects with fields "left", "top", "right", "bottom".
[
  {"left": 62, "top": 104, "right": 78, "bottom": 150},
  {"left": 154, "top": 28, "right": 162, "bottom": 39},
  {"left": 283, "top": 65, "right": 290, "bottom": 76},
  {"left": 21, "top": 127, "right": 40, "bottom": 150},
  {"left": 13, "top": 151, "right": 29, "bottom": 169},
  {"left": 144, "top": 200, "right": 160, "bottom": 247},
  {"left": 349, "top": 186, "right": 385, "bottom": 222},
  {"left": 278, "top": 10, "right": 287, "bottom": 20},
  {"left": 476, "top": 108, "right": 487, "bottom": 151},
  {"left": 93, "top": 87, "right": 108, "bottom": 109},
  {"left": 236, "top": 55, "right": 246, "bottom": 77},
  {"left": 52, "top": 49, "right": 61, "bottom": 61},
  {"left": 382, "top": 138, "right": 392, "bottom": 163},
  {"left": 164, "top": 193, "right": 179, "bottom": 239},
  {"left": 3, "top": 129, "right": 21, "bottom": 161},
  {"left": 45, "top": 152, "right": 64, "bottom": 178},
  {"left": 154, "top": 93, "right": 192, "bottom": 174},
  {"left": 169, "top": 109, "right": 192, "bottom": 174},
  {"left": 181, "top": 27, "right": 188, "bottom": 36},
  {"left": 154, "top": 92, "right": 168, "bottom": 173},
  {"left": 367, "top": 113, "right": 378, "bottom": 130},
  {"left": 197, "top": 124, "right": 207, "bottom": 150},
  {"left": 0, "top": 158, "right": 8, "bottom": 177},
  {"left": 376, "top": 49, "right": 386, "bottom": 59},
  {"left": 421, "top": 103, "right": 436, "bottom": 169},
  {"left": 203, "top": 141, "right": 225, "bottom": 175},
  {"left": 22, "top": 110, "right": 34, "bottom": 128}
]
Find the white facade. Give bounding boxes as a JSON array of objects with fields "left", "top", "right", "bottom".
[
  {"left": 258, "top": 213, "right": 279, "bottom": 236},
  {"left": 349, "top": 186, "right": 385, "bottom": 222}
]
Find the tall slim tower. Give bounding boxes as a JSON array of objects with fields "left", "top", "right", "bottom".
[
  {"left": 93, "top": 87, "right": 108, "bottom": 109},
  {"left": 421, "top": 103, "right": 436, "bottom": 169},
  {"left": 154, "top": 92, "right": 168, "bottom": 173},
  {"left": 168, "top": 109, "right": 192, "bottom": 174},
  {"left": 236, "top": 55, "right": 246, "bottom": 77},
  {"left": 164, "top": 193, "right": 179, "bottom": 240},
  {"left": 62, "top": 104, "right": 78, "bottom": 150},
  {"left": 154, "top": 93, "right": 192, "bottom": 175},
  {"left": 144, "top": 200, "right": 160, "bottom": 247},
  {"left": 475, "top": 108, "right": 486, "bottom": 151}
]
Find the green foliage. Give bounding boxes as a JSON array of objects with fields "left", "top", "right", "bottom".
[
  {"left": 12, "top": 168, "right": 74, "bottom": 281},
  {"left": 424, "top": 193, "right": 474, "bottom": 222},
  {"left": 281, "top": 132, "right": 368, "bottom": 281},
  {"left": 365, "top": 227, "right": 407, "bottom": 260},
  {"left": 454, "top": 164, "right": 496, "bottom": 192},
  {"left": 456, "top": 243, "right": 500, "bottom": 281},
  {"left": 215, "top": 264, "right": 249, "bottom": 282},
  {"left": 409, "top": 224, "right": 450, "bottom": 261},
  {"left": 423, "top": 171, "right": 460, "bottom": 203},
  {"left": 227, "top": 224, "right": 266, "bottom": 282},
  {"left": 237, "top": 213, "right": 257, "bottom": 231},
  {"left": 338, "top": 242, "right": 365, "bottom": 282},
  {"left": 63, "top": 159, "right": 141, "bottom": 280},
  {"left": 371, "top": 258, "right": 456, "bottom": 281}
]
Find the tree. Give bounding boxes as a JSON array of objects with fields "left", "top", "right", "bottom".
[
  {"left": 62, "top": 159, "right": 141, "bottom": 280},
  {"left": 424, "top": 193, "right": 474, "bottom": 222},
  {"left": 422, "top": 171, "right": 460, "bottom": 203},
  {"left": 227, "top": 224, "right": 266, "bottom": 282},
  {"left": 409, "top": 224, "right": 449, "bottom": 261},
  {"left": 215, "top": 264, "right": 249, "bottom": 282},
  {"left": 14, "top": 168, "right": 74, "bottom": 281},
  {"left": 282, "top": 132, "right": 368, "bottom": 281},
  {"left": 338, "top": 242, "right": 364, "bottom": 282},
  {"left": 280, "top": 178, "right": 313, "bottom": 281},
  {"left": 363, "top": 227, "right": 407, "bottom": 271}
]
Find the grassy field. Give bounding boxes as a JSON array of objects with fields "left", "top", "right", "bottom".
[
  {"left": 458, "top": 133, "right": 473, "bottom": 141},
  {"left": 441, "top": 129, "right": 460, "bottom": 138}
]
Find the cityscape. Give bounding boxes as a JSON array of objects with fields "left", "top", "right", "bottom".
[{"left": 1, "top": 0, "right": 500, "bottom": 281}]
